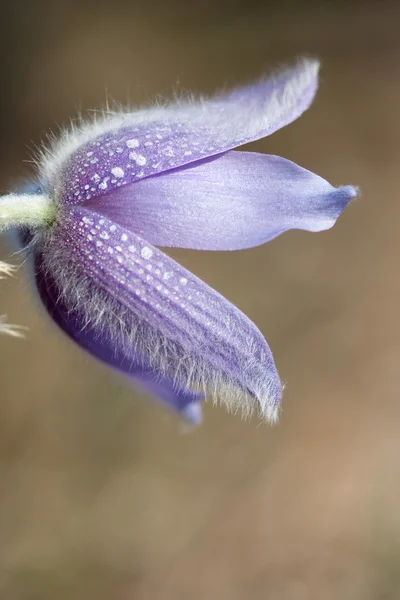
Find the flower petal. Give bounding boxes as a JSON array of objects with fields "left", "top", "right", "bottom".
[
  {"left": 85, "top": 151, "right": 357, "bottom": 250},
  {"left": 34, "top": 252, "right": 204, "bottom": 423},
  {"left": 41, "top": 206, "right": 282, "bottom": 421},
  {"left": 41, "top": 59, "right": 319, "bottom": 205}
]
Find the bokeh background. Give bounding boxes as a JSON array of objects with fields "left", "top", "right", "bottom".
[{"left": 1, "top": 0, "right": 400, "bottom": 598}]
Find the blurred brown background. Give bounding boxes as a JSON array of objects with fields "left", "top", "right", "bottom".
[{"left": 1, "top": 0, "right": 400, "bottom": 598}]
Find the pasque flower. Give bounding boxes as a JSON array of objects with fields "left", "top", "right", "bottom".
[{"left": 0, "top": 59, "right": 357, "bottom": 424}]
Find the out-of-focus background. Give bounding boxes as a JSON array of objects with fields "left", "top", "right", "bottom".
[{"left": 0, "top": 0, "right": 399, "bottom": 598}]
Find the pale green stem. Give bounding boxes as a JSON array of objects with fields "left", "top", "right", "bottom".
[{"left": 0, "top": 194, "right": 55, "bottom": 232}]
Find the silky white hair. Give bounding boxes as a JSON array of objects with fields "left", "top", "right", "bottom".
[{"left": 0, "top": 261, "right": 26, "bottom": 338}]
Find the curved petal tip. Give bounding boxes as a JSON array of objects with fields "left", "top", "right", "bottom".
[
  {"left": 182, "top": 401, "right": 203, "bottom": 426},
  {"left": 303, "top": 57, "right": 320, "bottom": 75},
  {"left": 328, "top": 184, "right": 359, "bottom": 225},
  {"left": 338, "top": 185, "right": 359, "bottom": 200}
]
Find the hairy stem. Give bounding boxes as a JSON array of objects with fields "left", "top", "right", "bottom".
[{"left": 0, "top": 194, "right": 55, "bottom": 232}]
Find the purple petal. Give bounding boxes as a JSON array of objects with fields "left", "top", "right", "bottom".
[
  {"left": 85, "top": 151, "right": 357, "bottom": 250},
  {"left": 34, "top": 251, "right": 204, "bottom": 423},
  {"left": 41, "top": 59, "right": 319, "bottom": 206},
  {"left": 42, "top": 206, "right": 282, "bottom": 421}
]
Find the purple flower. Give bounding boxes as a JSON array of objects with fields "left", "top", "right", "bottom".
[{"left": 1, "top": 58, "right": 357, "bottom": 424}]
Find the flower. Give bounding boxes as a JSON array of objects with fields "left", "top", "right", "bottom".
[{"left": 0, "top": 58, "right": 357, "bottom": 424}]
